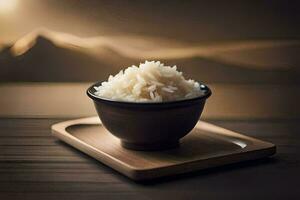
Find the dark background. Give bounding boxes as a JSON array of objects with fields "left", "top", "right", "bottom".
[
  {"left": 0, "top": 0, "right": 300, "bottom": 84},
  {"left": 1, "top": 0, "right": 300, "bottom": 42}
]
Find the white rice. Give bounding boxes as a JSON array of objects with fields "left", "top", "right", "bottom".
[{"left": 94, "top": 61, "right": 204, "bottom": 102}]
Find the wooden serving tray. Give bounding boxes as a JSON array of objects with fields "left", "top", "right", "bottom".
[{"left": 52, "top": 117, "right": 276, "bottom": 181}]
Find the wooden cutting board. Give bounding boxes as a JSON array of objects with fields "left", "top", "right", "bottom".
[{"left": 52, "top": 117, "right": 276, "bottom": 181}]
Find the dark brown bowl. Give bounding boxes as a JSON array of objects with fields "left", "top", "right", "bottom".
[{"left": 87, "top": 82, "right": 211, "bottom": 151}]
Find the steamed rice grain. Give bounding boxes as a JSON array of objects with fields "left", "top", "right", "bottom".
[{"left": 94, "top": 61, "right": 204, "bottom": 102}]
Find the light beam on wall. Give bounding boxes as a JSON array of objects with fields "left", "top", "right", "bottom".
[{"left": 0, "top": 0, "right": 18, "bottom": 15}]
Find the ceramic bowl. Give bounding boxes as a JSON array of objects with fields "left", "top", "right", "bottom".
[{"left": 87, "top": 82, "right": 211, "bottom": 151}]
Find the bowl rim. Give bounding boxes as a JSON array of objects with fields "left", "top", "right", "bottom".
[{"left": 87, "top": 81, "right": 212, "bottom": 105}]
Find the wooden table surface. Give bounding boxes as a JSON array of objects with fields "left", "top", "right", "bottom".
[
  {"left": 0, "top": 118, "right": 299, "bottom": 200},
  {"left": 0, "top": 81, "right": 299, "bottom": 200}
]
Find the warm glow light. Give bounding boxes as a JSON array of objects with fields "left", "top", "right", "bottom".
[{"left": 0, "top": 0, "right": 18, "bottom": 14}]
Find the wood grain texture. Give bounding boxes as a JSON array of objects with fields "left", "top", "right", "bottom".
[
  {"left": 0, "top": 118, "right": 299, "bottom": 200},
  {"left": 52, "top": 117, "right": 275, "bottom": 180}
]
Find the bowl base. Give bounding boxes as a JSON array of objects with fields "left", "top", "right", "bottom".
[{"left": 121, "top": 140, "right": 180, "bottom": 151}]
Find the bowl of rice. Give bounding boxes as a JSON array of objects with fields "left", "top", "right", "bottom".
[{"left": 87, "top": 61, "right": 211, "bottom": 151}]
